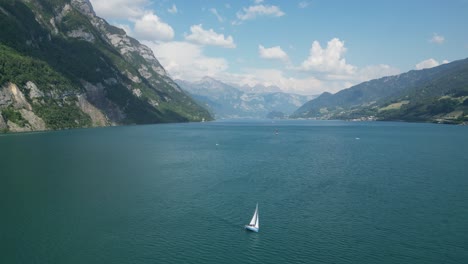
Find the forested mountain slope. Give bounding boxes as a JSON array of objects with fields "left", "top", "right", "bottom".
[
  {"left": 0, "top": 0, "right": 211, "bottom": 132},
  {"left": 292, "top": 58, "right": 468, "bottom": 124}
]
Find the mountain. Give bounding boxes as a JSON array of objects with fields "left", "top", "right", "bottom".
[
  {"left": 292, "top": 58, "right": 468, "bottom": 124},
  {"left": 0, "top": 0, "right": 211, "bottom": 132},
  {"left": 176, "top": 77, "right": 314, "bottom": 119},
  {"left": 236, "top": 83, "right": 283, "bottom": 94}
]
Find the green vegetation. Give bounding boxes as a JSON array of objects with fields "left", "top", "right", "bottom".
[
  {"left": 0, "top": 0, "right": 212, "bottom": 132},
  {"left": 59, "top": 9, "right": 92, "bottom": 32},
  {"left": 1, "top": 107, "right": 29, "bottom": 127},
  {"left": 33, "top": 100, "right": 91, "bottom": 129},
  {"left": 379, "top": 101, "right": 409, "bottom": 112},
  {"left": 428, "top": 98, "right": 457, "bottom": 115},
  {"left": 293, "top": 58, "right": 468, "bottom": 124},
  {"left": 0, "top": 44, "right": 79, "bottom": 92}
]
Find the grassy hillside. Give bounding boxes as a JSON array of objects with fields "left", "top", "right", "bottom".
[{"left": 292, "top": 58, "right": 468, "bottom": 124}]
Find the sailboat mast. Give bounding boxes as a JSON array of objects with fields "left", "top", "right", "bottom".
[{"left": 254, "top": 203, "right": 259, "bottom": 228}]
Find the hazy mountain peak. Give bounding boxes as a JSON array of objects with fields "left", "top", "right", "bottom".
[
  {"left": 176, "top": 78, "right": 313, "bottom": 119},
  {"left": 237, "top": 83, "right": 283, "bottom": 94},
  {"left": 198, "top": 76, "right": 222, "bottom": 85}
]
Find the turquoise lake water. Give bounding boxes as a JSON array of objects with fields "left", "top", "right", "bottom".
[{"left": 1, "top": 120, "right": 468, "bottom": 263}]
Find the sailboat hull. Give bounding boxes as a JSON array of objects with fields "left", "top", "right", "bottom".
[{"left": 245, "top": 225, "right": 259, "bottom": 232}]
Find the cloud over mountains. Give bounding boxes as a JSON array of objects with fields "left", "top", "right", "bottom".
[{"left": 88, "top": 0, "right": 464, "bottom": 95}]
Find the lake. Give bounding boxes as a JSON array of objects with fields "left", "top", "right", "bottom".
[{"left": 1, "top": 120, "right": 467, "bottom": 263}]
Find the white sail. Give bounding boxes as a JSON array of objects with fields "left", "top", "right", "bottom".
[
  {"left": 245, "top": 203, "right": 259, "bottom": 232},
  {"left": 249, "top": 203, "right": 259, "bottom": 228}
]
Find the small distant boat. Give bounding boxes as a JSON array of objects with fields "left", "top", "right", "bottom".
[{"left": 245, "top": 203, "right": 259, "bottom": 232}]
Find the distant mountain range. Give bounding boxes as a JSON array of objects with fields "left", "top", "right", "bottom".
[
  {"left": 235, "top": 83, "right": 283, "bottom": 94},
  {"left": 0, "top": 0, "right": 211, "bottom": 132},
  {"left": 176, "top": 77, "right": 315, "bottom": 119},
  {"left": 2, "top": 1, "right": 465, "bottom": 132},
  {"left": 292, "top": 58, "right": 468, "bottom": 124}
]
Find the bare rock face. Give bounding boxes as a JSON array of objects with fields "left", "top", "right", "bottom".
[
  {"left": 0, "top": 83, "right": 32, "bottom": 110},
  {"left": 7, "top": 120, "right": 31, "bottom": 132},
  {"left": 25, "top": 81, "right": 44, "bottom": 99},
  {"left": 0, "top": 85, "right": 13, "bottom": 107},
  {"left": 125, "top": 70, "right": 141, "bottom": 83},
  {"left": 19, "top": 109, "right": 46, "bottom": 130},
  {"left": 132, "top": 89, "right": 142, "bottom": 98},
  {"left": 66, "top": 28, "right": 95, "bottom": 42},
  {"left": 0, "top": 115, "right": 7, "bottom": 130},
  {"left": 80, "top": 80, "right": 125, "bottom": 123},
  {"left": 0, "top": 0, "right": 211, "bottom": 132},
  {"left": 0, "top": 83, "right": 47, "bottom": 132},
  {"left": 77, "top": 94, "right": 108, "bottom": 126},
  {"left": 106, "top": 34, "right": 169, "bottom": 87},
  {"left": 70, "top": 0, "right": 169, "bottom": 84},
  {"left": 55, "top": 3, "right": 73, "bottom": 22},
  {"left": 70, "top": 0, "right": 95, "bottom": 17},
  {"left": 10, "top": 83, "right": 31, "bottom": 110}
]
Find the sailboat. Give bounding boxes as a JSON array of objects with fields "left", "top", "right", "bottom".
[{"left": 245, "top": 203, "right": 259, "bottom": 232}]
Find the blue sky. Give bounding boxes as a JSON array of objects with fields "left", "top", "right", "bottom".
[{"left": 89, "top": 0, "right": 468, "bottom": 95}]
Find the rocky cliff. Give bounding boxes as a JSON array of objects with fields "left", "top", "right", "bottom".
[{"left": 0, "top": 0, "right": 212, "bottom": 132}]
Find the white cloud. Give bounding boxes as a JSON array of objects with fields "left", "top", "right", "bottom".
[
  {"left": 248, "top": 69, "right": 323, "bottom": 94},
  {"left": 279, "top": 38, "right": 401, "bottom": 93},
  {"left": 145, "top": 35, "right": 401, "bottom": 95},
  {"left": 298, "top": 1, "right": 310, "bottom": 9},
  {"left": 168, "top": 4, "right": 178, "bottom": 14},
  {"left": 210, "top": 8, "right": 224, "bottom": 22},
  {"left": 89, "top": 0, "right": 148, "bottom": 19},
  {"left": 185, "top": 24, "right": 236, "bottom": 48},
  {"left": 89, "top": 1, "right": 174, "bottom": 41},
  {"left": 133, "top": 12, "right": 174, "bottom": 41},
  {"left": 415, "top": 58, "right": 448, "bottom": 70},
  {"left": 215, "top": 69, "right": 325, "bottom": 95},
  {"left": 300, "top": 38, "right": 355, "bottom": 75},
  {"left": 354, "top": 64, "right": 400, "bottom": 82},
  {"left": 236, "top": 4, "right": 285, "bottom": 21},
  {"left": 91, "top": 0, "right": 403, "bottom": 96},
  {"left": 258, "top": 45, "right": 289, "bottom": 61},
  {"left": 430, "top": 33, "right": 445, "bottom": 44},
  {"left": 415, "top": 58, "right": 439, "bottom": 70},
  {"left": 145, "top": 41, "right": 229, "bottom": 81},
  {"left": 216, "top": 62, "right": 400, "bottom": 95}
]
